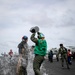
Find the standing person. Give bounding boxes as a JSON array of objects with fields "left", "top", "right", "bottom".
[
  {"left": 8, "top": 49, "right": 13, "bottom": 59},
  {"left": 17, "top": 35, "right": 29, "bottom": 75},
  {"left": 58, "top": 44, "right": 70, "bottom": 69},
  {"left": 30, "top": 30, "right": 47, "bottom": 75},
  {"left": 67, "top": 49, "right": 72, "bottom": 65},
  {"left": 48, "top": 50, "right": 53, "bottom": 62}
]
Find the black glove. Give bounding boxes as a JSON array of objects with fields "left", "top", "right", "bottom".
[
  {"left": 30, "top": 29, "right": 36, "bottom": 33},
  {"left": 37, "top": 32, "right": 40, "bottom": 35}
]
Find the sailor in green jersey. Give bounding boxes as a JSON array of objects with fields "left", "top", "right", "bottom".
[{"left": 30, "top": 32, "right": 47, "bottom": 75}]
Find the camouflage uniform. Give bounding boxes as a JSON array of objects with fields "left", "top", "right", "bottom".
[
  {"left": 18, "top": 41, "right": 29, "bottom": 75},
  {"left": 58, "top": 47, "right": 69, "bottom": 69}
]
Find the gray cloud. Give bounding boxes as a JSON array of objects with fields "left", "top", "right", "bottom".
[
  {"left": 55, "top": 10, "right": 75, "bottom": 28},
  {"left": 0, "top": 0, "right": 75, "bottom": 53}
]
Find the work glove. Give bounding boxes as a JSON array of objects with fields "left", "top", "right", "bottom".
[
  {"left": 30, "top": 29, "right": 36, "bottom": 33},
  {"left": 37, "top": 32, "right": 40, "bottom": 35}
]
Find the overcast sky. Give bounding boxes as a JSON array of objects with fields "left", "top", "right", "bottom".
[{"left": 0, "top": 0, "right": 75, "bottom": 54}]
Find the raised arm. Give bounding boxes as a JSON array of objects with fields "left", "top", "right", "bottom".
[{"left": 30, "top": 33, "right": 38, "bottom": 43}]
